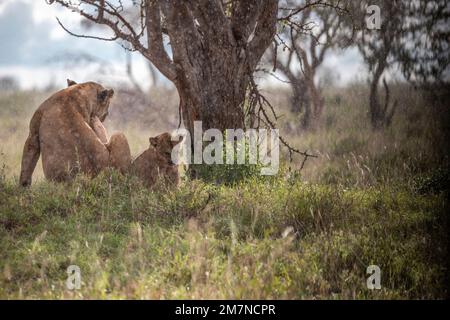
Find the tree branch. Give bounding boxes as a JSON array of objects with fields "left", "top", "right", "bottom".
[
  {"left": 56, "top": 17, "right": 118, "bottom": 42},
  {"left": 187, "top": 0, "right": 234, "bottom": 46},
  {"left": 51, "top": 0, "right": 177, "bottom": 81},
  {"left": 247, "top": 0, "right": 278, "bottom": 69},
  {"left": 143, "top": 0, "right": 176, "bottom": 81},
  {"left": 230, "top": 0, "right": 261, "bottom": 45}
]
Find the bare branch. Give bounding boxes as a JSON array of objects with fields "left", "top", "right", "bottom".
[
  {"left": 247, "top": 72, "right": 317, "bottom": 166},
  {"left": 51, "top": 0, "right": 177, "bottom": 80},
  {"left": 56, "top": 17, "right": 118, "bottom": 42}
]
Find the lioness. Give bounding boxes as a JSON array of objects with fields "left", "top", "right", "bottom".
[
  {"left": 131, "top": 132, "right": 182, "bottom": 188},
  {"left": 19, "top": 80, "right": 131, "bottom": 186}
]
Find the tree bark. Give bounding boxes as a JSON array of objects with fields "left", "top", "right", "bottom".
[
  {"left": 293, "top": 41, "right": 326, "bottom": 130},
  {"left": 272, "top": 60, "right": 310, "bottom": 124},
  {"left": 369, "top": 71, "right": 397, "bottom": 130},
  {"left": 159, "top": 0, "right": 278, "bottom": 133}
]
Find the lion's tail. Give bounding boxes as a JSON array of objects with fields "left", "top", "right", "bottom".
[{"left": 19, "top": 110, "right": 42, "bottom": 187}]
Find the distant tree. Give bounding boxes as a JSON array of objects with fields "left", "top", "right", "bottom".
[
  {"left": 348, "top": 0, "right": 406, "bottom": 129},
  {"left": 397, "top": 0, "right": 450, "bottom": 85},
  {"left": 270, "top": 0, "right": 349, "bottom": 129},
  {"left": 348, "top": 0, "right": 449, "bottom": 129},
  {"left": 0, "top": 76, "right": 19, "bottom": 92}
]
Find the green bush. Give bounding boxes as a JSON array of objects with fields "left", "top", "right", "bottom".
[{"left": 190, "top": 134, "right": 265, "bottom": 185}]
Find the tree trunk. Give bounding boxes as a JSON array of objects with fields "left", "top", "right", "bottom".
[
  {"left": 275, "top": 63, "right": 311, "bottom": 128},
  {"left": 369, "top": 60, "right": 386, "bottom": 130},
  {"left": 305, "top": 75, "right": 324, "bottom": 129},
  {"left": 369, "top": 73, "right": 397, "bottom": 130},
  {"left": 291, "top": 81, "right": 312, "bottom": 130},
  {"left": 174, "top": 53, "right": 247, "bottom": 134},
  {"left": 301, "top": 99, "right": 312, "bottom": 130},
  {"left": 156, "top": 1, "right": 278, "bottom": 134},
  {"left": 290, "top": 79, "right": 309, "bottom": 114},
  {"left": 369, "top": 77, "right": 382, "bottom": 130}
]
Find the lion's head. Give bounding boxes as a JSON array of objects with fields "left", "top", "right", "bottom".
[{"left": 67, "top": 79, "right": 114, "bottom": 122}]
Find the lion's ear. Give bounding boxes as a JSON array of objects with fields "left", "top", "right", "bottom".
[
  {"left": 67, "top": 79, "right": 77, "bottom": 87},
  {"left": 98, "top": 89, "right": 109, "bottom": 101},
  {"left": 98, "top": 89, "right": 114, "bottom": 102},
  {"left": 149, "top": 137, "right": 158, "bottom": 147}
]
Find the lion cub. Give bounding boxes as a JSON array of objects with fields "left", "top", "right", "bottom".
[{"left": 131, "top": 133, "right": 182, "bottom": 188}]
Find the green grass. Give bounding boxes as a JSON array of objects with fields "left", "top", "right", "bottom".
[
  {"left": 0, "top": 171, "right": 447, "bottom": 299},
  {"left": 0, "top": 85, "right": 448, "bottom": 299}
]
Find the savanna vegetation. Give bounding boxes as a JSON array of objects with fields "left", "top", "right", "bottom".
[
  {"left": 0, "top": 0, "right": 448, "bottom": 300},
  {"left": 0, "top": 81, "right": 448, "bottom": 299}
]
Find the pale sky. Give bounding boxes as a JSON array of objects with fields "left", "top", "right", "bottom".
[{"left": 0, "top": 0, "right": 369, "bottom": 90}]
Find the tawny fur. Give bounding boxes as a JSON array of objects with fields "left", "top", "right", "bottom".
[
  {"left": 131, "top": 132, "right": 182, "bottom": 188},
  {"left": 19, "top": 80, "right": 131, "bottom": 186}
]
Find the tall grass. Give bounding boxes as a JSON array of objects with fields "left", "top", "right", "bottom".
[{"left": 0, "top": 171, "right": 447, "bottom": 298}]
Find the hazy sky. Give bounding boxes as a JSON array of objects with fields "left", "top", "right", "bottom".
[{"left": 0, "top": 0, "right": 368, "bottom": 90}]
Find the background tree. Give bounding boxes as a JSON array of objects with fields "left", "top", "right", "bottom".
[
  {"left": 270, "top": 0, "right": 348, "bottom": 129},
  {"left": 348, "top": 0, "right": 449, "bottom": 129},
  {"left": 397, "top": 0, "right": 450, "bottom": 86},
  {"left": 0, "top": 76, "right": 19, "bottom": 92},
  {"left": 348, "top": 0, "right": 406, "bottom": 129}
]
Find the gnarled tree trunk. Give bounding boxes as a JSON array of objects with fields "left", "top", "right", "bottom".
[
  {"left": 155, "top": 0, "right": 279, "bottom": 133},
  {"left": 170, "top": 39, "right": 247, "bottom": 133}
]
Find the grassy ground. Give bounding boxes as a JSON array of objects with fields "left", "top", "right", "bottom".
[{"left": 0, "top": 85, "right": 448, "bottom": 299}]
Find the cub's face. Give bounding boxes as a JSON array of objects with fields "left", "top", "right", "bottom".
[{"left": 149, "top": 133, "right": 182, "bottom": 165}]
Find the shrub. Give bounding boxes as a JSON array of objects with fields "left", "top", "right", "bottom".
[
  {"left": 412, "top": 167, "right": 450, "bottom": 195},
  {"left": 190, "top": 133, "right": 265, "bottom": 185}
]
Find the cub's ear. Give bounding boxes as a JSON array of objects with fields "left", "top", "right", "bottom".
[
  {"left": 149, "top": 137, "right": 158, "bottom": 147},
  {"left": 67, "top": 79, "right": 77, "bottom": 87},
  {"left": 171, "top": 135, "right": 183, "bottom": 147}
]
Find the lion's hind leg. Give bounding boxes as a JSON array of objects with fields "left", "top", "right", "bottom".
[{"left": 106, "top": 133, "right": 131, "bottom": 174}]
